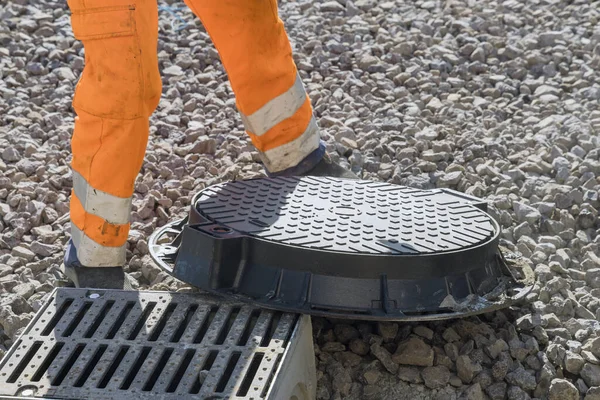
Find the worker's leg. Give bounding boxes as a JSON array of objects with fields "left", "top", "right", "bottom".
[
  {"left": 183, "top": 0, "right": 356, "bottom": 177},
  {"left": 64, "top": 0, "right": 161, "bottom": 287}
]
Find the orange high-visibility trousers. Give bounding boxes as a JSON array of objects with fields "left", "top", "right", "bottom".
[{"left": 66, "top": 0, "right": 321, "bottom": 267}]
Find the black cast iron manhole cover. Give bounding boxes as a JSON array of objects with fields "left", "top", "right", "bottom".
[
  {"left": 150, "top": 177, "right": 534, "bottom": 321},
  {"left": 194, "top": 176, "right": 495, "bottom": 254},
  {"left": 0, "top": 288, "right": 300, "bottom": 399}
]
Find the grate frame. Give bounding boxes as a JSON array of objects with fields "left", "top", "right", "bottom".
[
  {"left": 0, "top": 288, "right": 303, "bottom": 400},
  {"left": 150, "top": 177, "right": 535, "bottom": 321}
]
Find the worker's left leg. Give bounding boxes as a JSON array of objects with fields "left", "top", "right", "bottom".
[
  {"left": 183, "top": 0, "right": 357, "bottom": 178},
  {"left": 64, "top": 0, "right": 161, "bottom": 288}
]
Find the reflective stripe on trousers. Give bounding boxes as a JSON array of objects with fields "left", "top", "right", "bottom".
[
  {"left": 70, "top": 170, "right": 130, "bottom": 266},
  {"left": 66, "top": 0, "right": 320, "bottom": 266}
]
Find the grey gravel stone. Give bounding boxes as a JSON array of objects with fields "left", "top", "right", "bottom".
[
  {"left": 413, "top": 326, "right": 434, "bottom": 340},
  {"left": 583, "top": 337, "right": 600, "bottom": 358},
  {"left": 582, "top": 351, "right": 600, "bottom": 365},
  {"left": 0, "top": 294, "right": 33, "bottom": 314},
  {"left": 54, "top": 67, "right": 76, "bottom": 81},
  {"left": 565, "top": 351, "right": 586, "bottom": 374},
  {"left": 492, "top": 355, "right": 510, "bottom": 380},
  {"left": 507, "top": 385, "right": 531, "bottom": 400},
  {"left": 12, "top": 283, "right": 36, "bottom": 299},
  {"left": 516, "top": 314, "right": 544, "bottom": 330},
  {"left": 349, "top": 338, "right": 369, "bottom": 356},
  {"left": 320, "top": 1, "right": 345, "bottom": 12},
  {"left": 456, "top": 355, "right": 482, "bottom": 384},
  {"left": 393, "top": 337, "right": 434, "bottom": 367},
  {"left": 30, "top": 241, "right": 59, "bottom": 257},
  {"left": 514, "top": 202, "right": 542, "bottom": 224},
  {"left": 398, "top": 366, "right": 423, "bottom": 384},
  {"left": 443, "top": 327, "right": 461, "bottom": 343},
  {"left": 505, "top": 367, "right": 537, "bottom": 391},
  {"left": 486, "top": 339, "right": 510, "bottom": 359},
  {"left": 370, "top": 343, "right": 398, "bottom": 374},
  {"left": 322, "top": 342, "right": 346, "bottom": 352},
  {"left": 586, "top": 387, "right": 600, "bottom": 400},
  {"left": 377, "top": 322, "right": 398, "bottom": 342},
  {"left": 334, "top": 324, "right": 360, "bottom": 344},
  {"left": 421, "top": 365, "right": 450, "bottom": 389},
  {"left": 581, "top": 364, "right": 600, "bottom": 387},
  {"left": 1, "top": 147, "right": 20, "bottom": 162},
  {"left": 445, "top": 342, "right": 459, "bottom": 361},
  {"left": 11, "top": 246, "right": 35, "bottom": 261},
  {"left": 486, "top": 382, "right": 508, "bottom": 400},
  {"left": 459, "top": 383, "right": 484, "bottom": 400},
  {"left": 548, "top": 378, "right": 579, "bottom": 400}
]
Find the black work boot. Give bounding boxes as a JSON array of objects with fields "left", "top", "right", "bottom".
[
  {"left": 62, "top": 264, "right": 133, "bottom": 290},
  {"left": 62, "top": 240, "right": 133, "bottom": 290},
  {"left": 300, "top": 152, "right": 359, "bottom": 179}
]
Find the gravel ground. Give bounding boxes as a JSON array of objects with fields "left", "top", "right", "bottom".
[{"left": 1, "top": 0, "right": 600, "bottom": 398}]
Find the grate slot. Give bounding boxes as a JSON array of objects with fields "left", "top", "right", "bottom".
[
  {"left": 128, "top": 302, "right": 157, "bottom": 340},
  {"left": 192, "top": 306, "right": 218, "bottom": 344},
  {"left": 283, "top": 314, "right": 300, "bottom": 347},
  {"left": 114, "top": 302, "right": 146, "bottom": 340},
  {"left": 215, "top": 307, "right": 241, "bottom": 345},
  {"left": 268, "top": 313, "right": 296, "bottom": 346},
  {"left": 97, "top": 346, "right": 129, "bottom": 389},
  {"left": 31, "top": 342, "right": 64, "bottom": 382},
  {"left": 177, "top": 305, "right": 214, "bottom": 344},
  {"left": 120, "top": 347, "right": 150, "bottom": 390},
  {"left": 170, "top": 304, "right": 198, "bottom": 343},
  {"left": 74, "top": 345, "right": 107, "bottom": 387},
  {"left": 41, "top": 298, "right": 73, "bottom": 336},
  {"left": 189, "top": 350, "right": 218, "bottom": 394},
  {"left": 261, "top": 353, "right": 283, "bottom": 398},
  {"left": 236, "top": 353, "right": 264, "bottom": 396},
  {"left": 237, "top": 310, "right": 261, "bottom": 346},
  {"left": 153, "top": 302, "right": 192, "bottom": 343},
  {"left": 7, "top": 341, "right": 42, "bottom": 383},
  {"left": 62, "top": 302, "right": 92, "bottom": 337},
  {"left": 71, "top": 299, "right": 113, "bottom": 339},
  {"left": 84, "top": 300, "right": 115, "bottom": 338},
  {"left": 244, "top": 312, "right": 273, "bottom": 348},
  {"left": 136, "top": 301, "right": 176, "bottom": 342},
  {"left": 215, "top": 352, "right": 241, "bottom": 393},
  {"left": 103, "top": 346, "right": 141, "bottom": 391},
  {"left": 149, "top": 304, "right": 177, "bottom": 342},
  {"left": 166, "top": 349, "right": 195, "bottom": 393},
  {"left": 43, "top": 343, "right": 76, "bottom": 384},
  {"left": 148, "top": 348, "right": 190, "bottom": 394},
  {"left": 260, "top": 312, "right": 282, "bottom": 347},
  {"left": 104, "top": 300, "right": 135, "bottom": 339},
  {"left": 62, "top": 344, "right": 101, "bottom": 387},
  {"left": 127, "top": 347, "right": 166, "bottom": 391},
  {"left": 142, "top": 348, "right": 174, "bottom": 392},
  {"left": 51, "top": 344, "right": 86, "bottom": 386}
]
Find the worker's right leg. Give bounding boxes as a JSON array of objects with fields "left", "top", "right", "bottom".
[
  {"left": 64, "top": 0, "right": 161, "bottom": 288},
  {"left": 183, "top": 0, "right": 357, "bottom": 179}
]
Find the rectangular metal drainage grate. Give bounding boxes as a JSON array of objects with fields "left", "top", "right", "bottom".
[{"left": 0, "top": 288, "right": 301, "bottom": 399}]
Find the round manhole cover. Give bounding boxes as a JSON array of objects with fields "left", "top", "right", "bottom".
[
  {"left": 193, "top": 177, "right": 496, "bottom": 255},
  {"left": 150, "top": 177, "right": 533, "bottom": 320}
]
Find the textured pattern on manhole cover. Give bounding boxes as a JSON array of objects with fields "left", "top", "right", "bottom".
[
  {"left": 0, "top": 288, "right": 298, "bottom": 399},
  {"left": 195, "top": 176, "right": 495, "bottom": 254}
]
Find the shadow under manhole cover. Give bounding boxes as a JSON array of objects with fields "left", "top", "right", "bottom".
[{"left": 150, "top": 176, "right": 535, "bottom": 321}]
